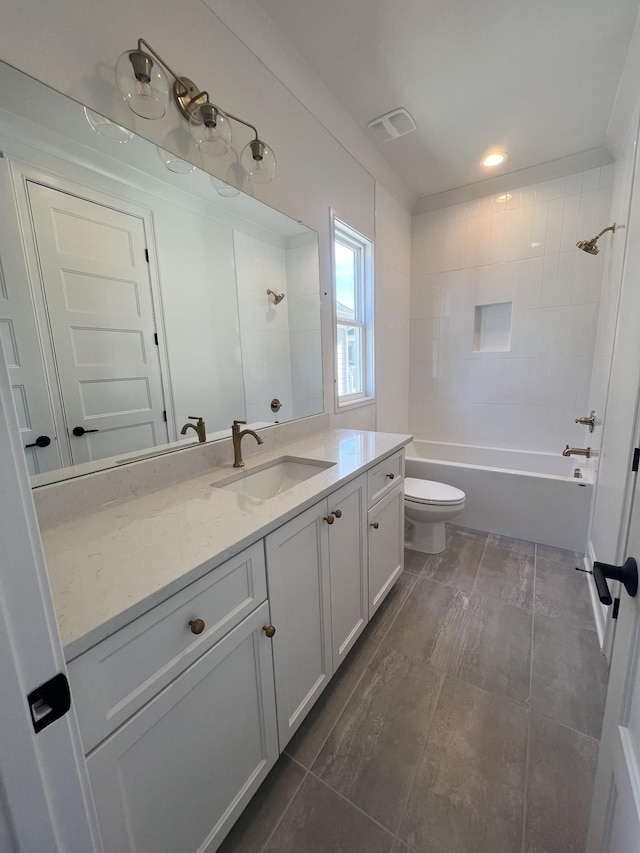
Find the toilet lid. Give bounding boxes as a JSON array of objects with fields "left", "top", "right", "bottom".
[{"left": 405, "top": 477, "right": 465, "bottom": 505}]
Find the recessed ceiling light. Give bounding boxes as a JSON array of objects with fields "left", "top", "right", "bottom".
[{"left": 482, "top": 151, "right": 508, "bottom": 168}]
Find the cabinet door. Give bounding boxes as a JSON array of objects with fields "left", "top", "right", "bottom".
[
  {"left": 265, "top": 500, "right": 332, "bottom": 749},
  {"left": 87, "top": 602, "right": 278, "bottom": 853},
  {"left": 328, "top": 474, "right": 368, "bottom": 670},
  {"left": 368, "top": 483, "right": 404, "bottom": 617}
]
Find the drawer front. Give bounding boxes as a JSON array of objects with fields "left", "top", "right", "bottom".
[
  {"left": 367, "top": 449, "right": 405, "bottom": 506},
  {"left": 69, "top": 541, "right": 266, "bottom": 753}
]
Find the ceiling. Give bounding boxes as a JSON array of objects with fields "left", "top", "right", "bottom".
[{"left": 256, "top": 0, "right": 640, "bottom": 199}]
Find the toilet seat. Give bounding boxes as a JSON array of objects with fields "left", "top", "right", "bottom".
[{"left": 405, "top": 477, "right": 465, "bottom": 506}]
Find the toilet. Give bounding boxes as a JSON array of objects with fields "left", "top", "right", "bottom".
[{"left": 404, "top": 477, "right": 466, "bottom": 554}]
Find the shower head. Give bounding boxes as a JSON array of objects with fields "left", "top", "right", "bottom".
[
  {"left": 267, "top": 289, "right": 285, "bottom": 305},
  {"left": 576, "top": 223, "right": 616, "bottom": 255}
]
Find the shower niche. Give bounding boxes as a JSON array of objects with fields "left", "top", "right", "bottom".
[{"left": 472, "top": 301, "right": 513, "bottom": 353}]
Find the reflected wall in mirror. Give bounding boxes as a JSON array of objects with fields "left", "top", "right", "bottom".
[{"left": 0, "top": 62, "right": 323, "bottom": 486}]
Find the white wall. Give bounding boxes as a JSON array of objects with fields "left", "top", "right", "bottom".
[
  {"left": 587, "top": 100, "right": 640, "bottom": 566},
  {"left": 375, "top": 186, "right": 412, "bottom": 434},
  {"left": 409, "top": 168, "right": 613, "bottom": 452},
  {"left": 286, "top": 235, "right": 323, "bottom": 420}
]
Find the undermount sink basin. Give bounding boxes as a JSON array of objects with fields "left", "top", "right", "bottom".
[{"left": 214, "top": 456, "right": 335, "bottom": 500}]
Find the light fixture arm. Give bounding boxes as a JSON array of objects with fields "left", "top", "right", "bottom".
[{"left": 137, "top": 38, "right": 186, "bottom": 95}]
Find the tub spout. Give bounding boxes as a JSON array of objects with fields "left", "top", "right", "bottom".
[{"left": 563, "top": 445, "right": 591, "bottom": 458}]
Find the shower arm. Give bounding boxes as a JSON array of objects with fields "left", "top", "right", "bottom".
[{"left": 595, "top": 225, "right": 616, "bottom": 239}]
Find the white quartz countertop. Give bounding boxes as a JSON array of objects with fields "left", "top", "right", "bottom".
[{"left": 42, "top": 429, "right": 410, "bottom": 660}]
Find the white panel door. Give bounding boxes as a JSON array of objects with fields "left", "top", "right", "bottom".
[
  {"left": 328, "top": 474, "right": 368, "bottom": 670},
  {"left": 0, "top": 159, "right": 60, "bottom": 475},
  {"left": 265, "top": 499, "right": 333, "bottom": 749},
  {"left": 368, "top": 484, "right": 405, "bottom": 616},
  {"left": 587, "top": 474, "right": 640, "bottom": 851},
  {"left": 27, "top": 182, "right": 167, "bottom": 464}
]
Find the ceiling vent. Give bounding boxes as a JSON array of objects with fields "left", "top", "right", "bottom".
[{"left": 367, "top": 108, "right": 416, "bottom": 143}]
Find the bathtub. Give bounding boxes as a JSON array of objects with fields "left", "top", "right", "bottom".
[{"left": 405, "top": 440, "right": 594, "bottom": 552}]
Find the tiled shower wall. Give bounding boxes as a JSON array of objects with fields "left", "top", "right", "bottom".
[{"left": 410, "top": 166, "right": 613, "bottom": 452}]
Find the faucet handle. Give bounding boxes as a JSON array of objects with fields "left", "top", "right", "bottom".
[
  {"left": 233, "top": 419, "right": 246, "bottom": 428},
  {"left": 188, "top": 416, "right": 204, "bottom": 423}
]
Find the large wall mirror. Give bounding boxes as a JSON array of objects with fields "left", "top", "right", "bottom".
[{"left": 0, "top": 62, "right": 323, "bottom": 487}]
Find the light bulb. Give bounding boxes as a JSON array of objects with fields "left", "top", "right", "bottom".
[
  {"left": 241, "top": 138, "right": 276, "bottom": 184},
  {"left": 189, "top": 103, "right": 231, "bottom": 157},
  {"left": 115, "top": 49, "right": 170, "bottom": 120}
]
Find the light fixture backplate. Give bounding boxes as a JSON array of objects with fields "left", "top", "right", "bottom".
[{"left": 173, "top": 76, "right": 207, "bottom": 122}]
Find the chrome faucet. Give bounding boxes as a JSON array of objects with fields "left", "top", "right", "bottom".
[
  {"left": 232, "top": 420, "right": 264, "bottom": 467},
  {"left": 562, "top": 445, "right": 591, "bottom": 458},
  {"left": 180, "top": 416, "right": 207, "bottom": 443}
]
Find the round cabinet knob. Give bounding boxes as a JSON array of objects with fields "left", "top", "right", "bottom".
[
  {"left": 370, "top": 521, "right": 380, "bottom": 529},
  {"left": 386, "top": 473, "right": 395, "bottom": 480},
  {"left": 331, "top": 509, "right": 342, "bottom": 519},
  {"left": 324, "top": 515, "right": 335, "bottom": 524},
  {"left": 263, "top": 624, "right": 276, "bottom": 638},
  {"left": 188, "top": 618, "right": 205, "bottom": 635}
]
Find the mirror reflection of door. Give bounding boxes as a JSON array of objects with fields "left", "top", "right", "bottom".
[{"left": 26, "top": 182, "right": 168, "bottom": 466}]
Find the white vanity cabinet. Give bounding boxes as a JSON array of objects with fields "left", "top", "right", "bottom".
[{"left": 64, "top": 441, "right": 407, "bottom": 853}]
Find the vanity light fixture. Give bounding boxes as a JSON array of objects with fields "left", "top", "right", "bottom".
[
  {"left": 482, "top": 151, "right": 508, "bottom": 168},
  {"left": 115, "top": 38, "right": 277, "bottom": 183}
]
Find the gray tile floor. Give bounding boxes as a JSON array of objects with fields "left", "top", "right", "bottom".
[{"left": 219, "top": 526, "right": 609, "bottom": 853}]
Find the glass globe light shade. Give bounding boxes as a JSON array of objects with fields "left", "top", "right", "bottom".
[
  {"left": 84, "top": 108, "right": 134, "bottom": 143},
  {"left": 189, "top": 103, "right": 231, "bottom": 158},
  {"left": 115, "top": 49, "right": 170, "bottom": 120},
  {"left": 210, "top": 176, "right": 241, "bottom": 198},
  {"left": 241, "top": 139, "right": 276, "bottom": 184},
  {"left": 156, "top": 147, "right": 196, "bottom": 174}
]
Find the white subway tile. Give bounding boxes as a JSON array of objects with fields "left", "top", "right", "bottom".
[
  {"left": 453, "top": 219, "right": 467, "bottom": 269},
  {"left": 560, "top": 194, "right": 581, "bottom": 252},
  {"left": 556, "top": 252, "right": 576, "bottom": 306},
  {"left": 464, "top": 215, "right": 480, "bottom": 268},
  {"left": 516, "top": 204, "right": 534, "bottom": 260},
  {"left": 578, "top": 190, "right": 599, "bottom": 244},
  {"left": 581, "top": 168, "right": 601, "bottom": 193},
  {"left": 490, "top": 210, "right": 506, "bottom": 264},
  {"left": 531, "top": 201, "right": 549, "bottom": 256},
  {"left": 534, "top": 182, "right": 551, "bottom": 204},
  {"left": 503, "top": 209, "right": 519, "bottom": 262},
  {"left": 477, "top": 216, "right": 493, "bottom": 266},
  {"left": 441, "top": 221, "right": 455, "bottom": 271},
  {"left": 549, "top": 176, "right": 567, "bottom": 200},
  {"left": 527, "top": 257, "right": 544, "bottom": 308},
  {"left": 520, "top": 186, "right": 535, "bottom": 207},
  {"left": 565, "top": 173, "right": 583, "bottom": 196},
  {"left": 570, "top": 252, "right": 590, "bottom": 305},
  {"left": 541, "top": 254, "right": 559, "bottom": 307},
  {"left": 545, "top": 197, "right": 564, "bottom": 255}
]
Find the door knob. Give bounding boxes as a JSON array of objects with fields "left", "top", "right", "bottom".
[
  {"left": 25, "top": 435, "right": 51, "bottom": 449},
  {"left": 72, "top": 426, "right": 100, "bottom": 437},
  {"left": 370, "top": 521, "right": 379, "bottom": 529},
  {"left": 324, "top": 515, "right": 334, "bottom": 524},
  {"left": 331, "top": 509, "right": 342, "bottom": 519},
  {"left": 188, "top": 619, "right": 206, "bottom": 634},
  {"left": 263, "top": 625, "right": 276, "bottom": 638},
  {"left": 590, "top": 558, "right": 638, "bottom": 605}
]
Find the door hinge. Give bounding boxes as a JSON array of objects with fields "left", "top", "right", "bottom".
[
  {"left": 632, "top": 447, "right": 640, "bottom": 472},
  {"left": 27, "top": 673, "right": 71, "bottom": 733},
  {"left": 612, "top": 597, "right": 621, "bottom": 619},
  {"left": 163, "top": 410, "right": 167, "bottom": 422},
  {"left": 144, "top": 248, "right": 150, "bottom": 263},
  {"left": 154, "top": 332, "right": 159, "bottom": 345}
]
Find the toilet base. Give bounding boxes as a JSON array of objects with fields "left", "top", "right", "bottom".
[{"left": 407, "top": 519, "right": 447, "bottom": 554}]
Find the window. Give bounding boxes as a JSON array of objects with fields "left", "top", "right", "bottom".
[{"left": 332, "top": 216, "right": 374, "bottom": 409}]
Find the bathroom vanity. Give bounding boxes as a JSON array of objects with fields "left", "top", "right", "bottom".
[{"left": 39, "top": 428, "right": 408, "bottom": 853}]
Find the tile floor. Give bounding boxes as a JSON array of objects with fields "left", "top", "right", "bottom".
[{"left": 219, "top": 526, "right": 609, "bottom": 853}]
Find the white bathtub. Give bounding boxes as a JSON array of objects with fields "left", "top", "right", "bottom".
[{"left": 406, "top": 440, "right": 594, "bottom": 552}]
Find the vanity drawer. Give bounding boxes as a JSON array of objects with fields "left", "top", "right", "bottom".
[
  {"left": 68, "top": 541, "right": 267, "bottom": 753},
  {"left": 367, "top": 449, "right": 405, "bottom": 506}
]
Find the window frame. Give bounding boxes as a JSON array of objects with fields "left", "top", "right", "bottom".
[{"left": 331, "top": 212, "right": 375, "bottom": 411}]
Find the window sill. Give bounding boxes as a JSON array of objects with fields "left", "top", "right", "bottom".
[{"left": 336, "top": 395, "right": 376, "bottom": 413}]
